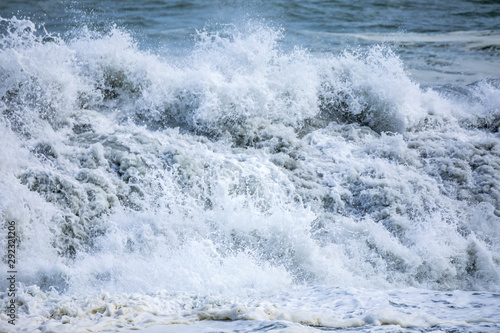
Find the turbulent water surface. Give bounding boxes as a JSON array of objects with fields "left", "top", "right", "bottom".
[{"left": 1, "top": 1, "right": 500, "bottom": 332}]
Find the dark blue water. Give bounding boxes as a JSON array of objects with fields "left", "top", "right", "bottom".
[
  {"left": 2, "top": 0, "right": 500, "bottom": 84},
  {"left": 3, "top": 1, "right": 499, "bottom": 34}
]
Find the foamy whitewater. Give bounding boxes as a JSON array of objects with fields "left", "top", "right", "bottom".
[{"left": 0, "top": 9, "right": 500, "bottom": 333}]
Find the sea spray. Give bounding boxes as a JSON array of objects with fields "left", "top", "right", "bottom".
[{"left": 0, "top": 16, "right": 499, "bottom": 332}]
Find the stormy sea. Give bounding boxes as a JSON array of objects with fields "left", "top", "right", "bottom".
[{"left": 1, "top": 1, "right": 499, "bottom": 332}]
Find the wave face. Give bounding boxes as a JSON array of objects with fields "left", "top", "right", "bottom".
[{"left": 0, "top": 16, "right": 500, "bottom": 332}]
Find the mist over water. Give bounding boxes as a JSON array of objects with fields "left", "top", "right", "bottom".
[{"left": 1, "top": 1, "right": 500, "bottom": 332}]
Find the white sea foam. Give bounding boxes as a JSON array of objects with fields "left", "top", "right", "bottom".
[{"left": 0, "top": 16, "right": 499, "bottom": 332}]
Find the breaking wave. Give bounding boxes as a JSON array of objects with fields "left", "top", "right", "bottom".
[{"left": 0, "top": 16, "right": 499, "bottom": 332}]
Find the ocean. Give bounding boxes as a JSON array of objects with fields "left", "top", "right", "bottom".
[{"left": 0, "top": 0, "right": 499, "bottom": 332}]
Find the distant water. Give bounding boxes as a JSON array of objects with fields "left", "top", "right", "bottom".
[
  {"left": 1, "top": 1, "right": 500, "bottom": 332},
  {"left": 2, "top": 0, "right": 500, "bottom": 84}
]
